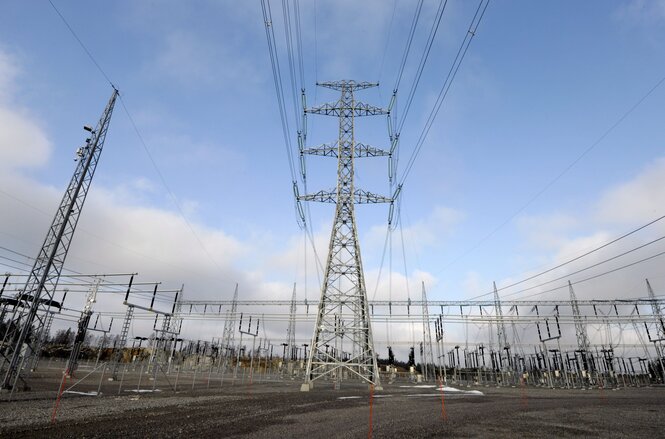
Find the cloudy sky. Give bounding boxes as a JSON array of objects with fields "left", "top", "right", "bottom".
[{"left": 1, "top": 1, "right": 664, "bottom": 352}]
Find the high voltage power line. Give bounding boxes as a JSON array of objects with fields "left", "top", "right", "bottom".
[
  {"left": 503, "top": 234, "right": 665, "bottom": 299},
  {"left": 395, "top": 0, "right": 450, "bottom": 135},
  {"left": 260, "top": 0, "right": 327, "bottom": 289},
  {"left": 392, "top": 0, "right": 424, "bottom": 95},
  {"left": 38, "top": 0, "right": 665, "bottom": 310},
  {"left": 371, "top": 0, "right": 489, "bottom": 302},
  {"left": 432, "top": 72, "right": 665, "bottom": 279},
  {"left": 467, "top": 214, "right": 665, "bottom": 300},
  {"left": 397, "top": 0, "right": 490, "bottom": 189},
  {"left": 514, "top": 250, "right": 665, "bottom": 301}
]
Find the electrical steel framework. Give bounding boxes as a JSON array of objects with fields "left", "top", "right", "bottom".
[
  {"left": 66, "top": 278, "right": 100, "bottom": 375},
  {"left": 0, "top": 89, "right": 118, "bottom": 393},
  {"left": 299, "top": 80, "right": 390, "bottom": 390}
]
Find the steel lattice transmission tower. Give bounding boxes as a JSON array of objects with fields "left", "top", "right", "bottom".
[
  {"left": 421, "top": 282, "right": 435, "bottom": 381},
  {"left": 287, "top": 283, "right": 297, "bottom": 361},
  {"left": 300, "top": 80, "right": 390, "bottom": 390},
  {"left": 493, "top": 282, "right": 510, "bottom": 368},
  {"left": 568, "top": 280, "right": 592, "bottom": 376},
  {"left": 646, "top": 279, "right": 665, "bottom": 341},
  {"left": 0, "top": 89, "right": 118, "bottom": 392},
  {"left": 645, "top": 278, "right": 665, "bottom": 382},
  {"left": 218, "top": 283, "right": 238, "bottom": 373}
]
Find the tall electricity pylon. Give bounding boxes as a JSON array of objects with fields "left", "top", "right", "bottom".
[
  {"left": 569, "top": 280, "right": 592, "bottom": 376},
  {"left": 493, "top": 282, "right": 509, "bottom": 358},
  {"left": 645, "top": 278, "right": 665, "bottom": 382},
  {"left": 421, "top": 282, "right": 435, "bottom": 381},
  {"left": 287, "top": 283, "right": 297, "bottom": 360},
  {"left": 218, "top": 284, "right": 238, "bottom": 373},
  {"left": 0, "top": 89, "right": 118, "bottom": 392},
  {"left": 300, "top": 80, "right": 390, "bottom": 390}
]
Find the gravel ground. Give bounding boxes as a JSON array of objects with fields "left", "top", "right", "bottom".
[{"left": 1, "top": 366, "right": 664, "bottom": 438}]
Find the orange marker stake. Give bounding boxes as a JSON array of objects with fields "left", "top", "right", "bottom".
[
  {"left": 368, "top": 383, "right": 374, "bottom": 439},
  {"left": 51, "top": 370, "right": 69, "bottom": 424},
  {"left": 598, "top": 377, "right": 607, "bottom": 403},
  {"left": 520, "top": 376, "right": 528, "bottom": 409},
  {"left": 439, "top": 377, "right": 448, "bottom": 421}
]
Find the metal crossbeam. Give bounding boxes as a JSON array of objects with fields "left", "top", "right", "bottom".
[
  {"left": 303, "top": 142, "right": 389, "bottom": 158},
  {"left": 300, "top": 188, "right": 392, "bottom": 204},
  {"left": 177, "top": 298, "right": 665, "bottom": 308}
]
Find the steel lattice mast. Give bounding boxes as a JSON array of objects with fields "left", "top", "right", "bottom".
[
  {"left": 300, "top": 80, "right": 389, "bottom": 390},
  {"left": 0, "top": 88, "right": 118, "bottom": 392}
]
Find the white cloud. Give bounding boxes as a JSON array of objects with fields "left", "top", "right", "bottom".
[
  {"left": 0, "top": 47, "right": 19, "bottom": 101},
  {"left": 151, "top": 30, "right": 261, "bottom": 88},
  {"left": 614, "top": 0, "right": 665, "bottom": 27},
  {"left": 0, "top": 107, "right": 51, "bottom": 169},
  {"left": 503, "top": 157, "right": 665, "bottom": 303},
  {"left": 132, "top": 176, "right": 157, "bottom": 193},
  {"left": 0, "top": 48, "right": 51, "bottom": 170},
  {"left": 595, "top": 157, "right": 665, "bottom": 226},
  {"left": 400, "top": 205, "right": 465, "bottom": 251},
  {"left": 517, "top": 213, "right": 579, "bottom": 251},
  {"left": 365, "top": 205, "right": 464, "bottom": 254}
]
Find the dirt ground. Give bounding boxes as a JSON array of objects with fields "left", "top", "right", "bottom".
[{"left": 1, "top": 363, "right": 664, "bottom": 438}]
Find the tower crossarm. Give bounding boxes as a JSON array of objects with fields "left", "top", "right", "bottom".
[
  {"left": 303, "top": 142, "right": 339, "bottom": 157},
  {"left": 354, "top": 143, "right": 390, "bottom": 157},
  {"left": 303, "top": 142, "right": 389, "bottom": 158},
  {"left": 300, "top": 188, "right": 392, "bottom": 204},
  {"left": 306, "top": 100, "right": 388, "bottom": 117},
  {"left": 316, "top": 80, "right": 379, "bottom": 91},
  {"left": 354, "top": 189, "right": 392, "bottom": 204}
]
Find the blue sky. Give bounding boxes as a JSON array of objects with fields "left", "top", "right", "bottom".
[{"left": 1, "top": 1, "right": 665, "bottom": 345}]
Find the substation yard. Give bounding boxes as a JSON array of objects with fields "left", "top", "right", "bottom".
[{"left": 1, "top": 364, "right": 664, "bottom": 438}]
